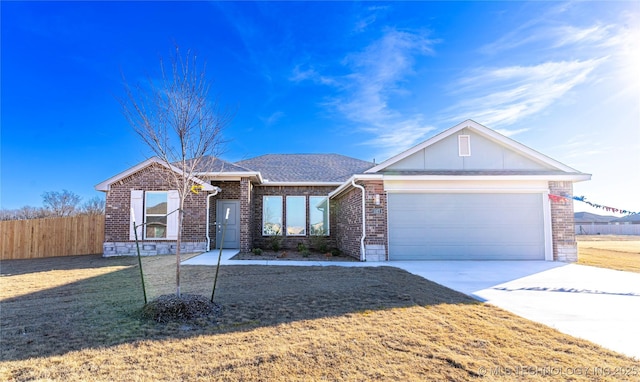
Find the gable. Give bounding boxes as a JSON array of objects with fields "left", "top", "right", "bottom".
[
  {"left": 367, "top": 120, "right": 585, "bottom": 175},
  {"left": 387, "top": 128, "right": 554, "bottom": 171},
  {"left": 95, "top": 157, "right": 215, "bottom": 192}
]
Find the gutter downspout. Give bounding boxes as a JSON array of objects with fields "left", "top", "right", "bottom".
[
  {"left": 352, "top": 179, "right": 366, "bottom": 262},
  {"left": 206, "top": 188, "right": 221, "bottom": 251}
]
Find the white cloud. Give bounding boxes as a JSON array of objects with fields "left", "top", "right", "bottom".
[
  {"left": 494, "top": 128, "right": 529, "bottom": 137},
  {"left": 289, "top": 65, "right": 318, "bottom": 83},
  {"left": 444, "top": 59, "right": 605, "bottom": 128},
  {"left": 551, "top": 24, "right": 613, "bottom": 48},
  {"left": 549, "top": 135, "right": 611, "bottom": 159},
  {"left": 320, "top": 28, "right": 438, "bottom": 157},
  {"left": 260, "top": 111, "right": 285, "bottom": 126}
]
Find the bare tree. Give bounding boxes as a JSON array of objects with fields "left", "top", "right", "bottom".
[
  {"left": 81, "top": 196, "right": 105, "bottom": 215},
  {"left": 120, "top": 47, "right": 232, "bottom": 297},
  {"left": 42, "top": 190, "right": 82, "bottom": 217},
  {"left": 0, "top": 206, "right": 48, "bottom": 220}
]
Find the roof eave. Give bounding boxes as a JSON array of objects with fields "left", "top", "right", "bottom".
[
  {"left": 381, "top": 173, "right": 592, "bottom": 182},
  {"left": 195, "top": 171, "right": 264, "bottom": 183},
  {"left": 260, "top": 181, "right": 344, "bottom": 187},
  {"left": 328, "top": 174, "right": 385, "bottom": 199}
]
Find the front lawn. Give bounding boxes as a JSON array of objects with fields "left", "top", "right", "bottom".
[
  {"left": 577, "top": 235, "right": 640, "bottom": 273},
  {"left": 1, "top": 254, "right": 638, "bottom": 381}
]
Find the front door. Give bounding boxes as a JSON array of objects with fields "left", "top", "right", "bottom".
[{"left": 215, "top": 200, "right": 240, "bottom": 249}]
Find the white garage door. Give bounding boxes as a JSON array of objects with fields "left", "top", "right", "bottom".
[{"left": 388, "top": 193, "right": 545, "bottom": 260}]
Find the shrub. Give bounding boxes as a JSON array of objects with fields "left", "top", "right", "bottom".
[
  {"left": 269, "top": 231, "right": 283, "bottom": 252},
  {"left": 310, "top": 234, "right": 328, "bottom": 253},
  {"left": 252, "top": 248, "right": 263, "bottom": 256},
  {"left": 297, "top": 242, "right": 307, "bottom": 252}
]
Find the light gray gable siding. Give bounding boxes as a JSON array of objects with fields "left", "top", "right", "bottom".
[{"left": 387, "top": 128, "right": 553, "bottom": 171}]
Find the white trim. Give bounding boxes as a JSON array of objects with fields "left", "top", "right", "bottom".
[
  {"left": 130, "top": 190, "right": 144, "bottom": 240},
  {"left": 166, "top": 190, "right": 180, "bottom": 240},
  {"left": 381, "top": 174, "right": 591, "bottom": 182},
  {"left": 328, "top": 174, "right": 384, "bottom": 199},
  {"left": 458, "top": 135, "right": 471, "bottom": 156},
  {"left": 385, "top": 188, "right": 549, "bottom": 193},
  {"left": 365, "top": 119, "right": 585, "bottom": 174},
  {"left": 95, "top": 157, "right": 215, "bottom": 192},
  {"left": 196, "top": 171, "right": 263, "bottom": 183},
  {"left": 542, "top": 192, "right": 554, "bottom": 261},
  {"left": 261, "top": 181, "right": 343, "bottom": 186}
]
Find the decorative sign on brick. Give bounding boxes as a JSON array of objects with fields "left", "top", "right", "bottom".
[{"left": 372, "top": 208, "right": 383, "bottom": 215}]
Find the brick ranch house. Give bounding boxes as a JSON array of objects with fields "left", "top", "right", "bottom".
[{"left": 95, "top": 120, "right": 591, "bottom": 262}]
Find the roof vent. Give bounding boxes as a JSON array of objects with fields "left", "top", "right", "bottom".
[{"left": 458, "top": 135, "right": 471, "bottom": 157}]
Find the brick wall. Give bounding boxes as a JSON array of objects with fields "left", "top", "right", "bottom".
[
  {"left": 333, "top": 186, "right": 363, "bottom": 260},
  {"left": 103, "top": 163, "right": 209, "bottom": 256},
  {"left": 549, "top": 181, "right": 577, "bottom": 262},
  {"left": 251, "top": 185, "right": 337, "bottom": 251},
  {"left": 333, "top": 181, "right": 388, "bottom": 261}
]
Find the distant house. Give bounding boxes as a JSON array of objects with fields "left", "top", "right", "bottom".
[
  {"left": 575, "top": 212, "right": 640, "bottom": 235},
  {"left": 96, "top": 120, "right": 591, "bottom": 261}
]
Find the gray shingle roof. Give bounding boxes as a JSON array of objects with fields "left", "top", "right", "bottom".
[
  {"left": 187, "top": 156, "right": 255, "bottom": 173},
  {"left": 235, "top": 154, "right": 374, "bottom": 182}
]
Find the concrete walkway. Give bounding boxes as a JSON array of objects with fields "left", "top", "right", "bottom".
[{"left": 184, "top": 251, "right": 640, "bottom": 359}]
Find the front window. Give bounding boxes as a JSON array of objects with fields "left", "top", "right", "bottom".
[
  {"left": 309, "top": 196, "right": 329, "bottom": 236},
  {"left": 145, "top": 191, "right": 168, "bottom": 239},
  {"left": 263, "top": 196, "right": 283, "bottom": 235},
  {"left": 286, "top": 196, "right": 306, "bottom": 236}
]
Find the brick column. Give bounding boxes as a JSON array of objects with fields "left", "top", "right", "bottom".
[
  {"left": 239, "top": 177, "right": 252, "bottom": 253},
  {"left": 363, "top": 180, "right": 387, "bottom": 261},
  {"left": 549, "top": 181, "right": 577, "bottom": 262}
]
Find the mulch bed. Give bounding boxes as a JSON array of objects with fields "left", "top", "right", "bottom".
[
  {"left": 231, "top": 250, "right": 358, "bottom": 262},
  {"left": 141, "top": 294, "right": 223, "bottom": 323}
]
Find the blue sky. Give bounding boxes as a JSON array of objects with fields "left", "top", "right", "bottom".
[{"left": 2, "top": 1, "right": 639, "bottom": 215}]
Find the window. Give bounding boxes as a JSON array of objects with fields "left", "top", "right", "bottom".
[
  {"left": 286, "top": 196, "right": 306, "bottom": 236},
  {"left": 309, "top": 196, "right": 329, "bottom": 236},
  {"left": 130, "top": 190, "right": 178, "bottom": 241},
  {"left": 263, "top": 196, "right": 283, "bottom": 235},
  {"left": 145, "top": 191, "right": 168, "bottom": 239}
]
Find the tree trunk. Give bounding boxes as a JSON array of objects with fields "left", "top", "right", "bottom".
[{"left": 175, "top": 208, "right": 183, "bottom": 297}]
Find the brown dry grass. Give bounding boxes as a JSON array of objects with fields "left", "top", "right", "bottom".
[
  {"left": 1, "top": 254, "right": 638, "bottom": 381},
  {"left": 577, "top": 235, "right": 640, "bottom": 273}
]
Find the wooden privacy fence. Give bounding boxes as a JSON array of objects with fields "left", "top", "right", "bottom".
[{"left": 0, "top": 215, "right": 105, "bottom": 260}]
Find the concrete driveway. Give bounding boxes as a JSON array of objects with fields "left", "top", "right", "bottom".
[{"left": 185, "top": 252, "right": 640, "bottom": 359}]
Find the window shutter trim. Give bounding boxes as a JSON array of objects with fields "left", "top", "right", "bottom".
[
  {"left": 130, "top": 190, "right": 144, "bottom": 240},
  {"left": 166, "top": 190, "right": 180, "bottom": 240}
]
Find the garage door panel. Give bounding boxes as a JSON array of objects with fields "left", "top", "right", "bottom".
[
  {"left": 388, "top": 193, "right": 545, "bottom": 260},
  {"left": 398, "top": 245, "right": 544, "bottom": 260}
]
